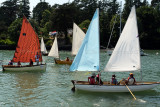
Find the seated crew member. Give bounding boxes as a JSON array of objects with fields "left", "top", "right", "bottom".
[
  {"left": 88, "top": 73, "right": 96, "bottom": 85},
  {"left": 110, "top": 74, "right": 118, "bottom": 85},
  {"left": 127, "top": 73, "right": 136, "bottom": 85}
]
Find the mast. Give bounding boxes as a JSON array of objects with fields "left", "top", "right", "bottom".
[{"left": 119, "top": 1, "right": 122, "bottom": 36}]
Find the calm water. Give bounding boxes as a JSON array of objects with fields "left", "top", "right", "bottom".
[{"left": 0, "top": 50, "right": 160, "bottom": 107}]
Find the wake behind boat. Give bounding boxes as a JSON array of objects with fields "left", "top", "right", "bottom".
[
  {"left": 70, "top": 7, "right": 159, "bottom": 92},
  {"left": 2, "top": 16, "right": 46, "bottom": 72}
]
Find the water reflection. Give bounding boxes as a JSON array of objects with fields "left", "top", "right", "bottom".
[{"left": 14, "top": 72, "right": 43, "bottom": 106}]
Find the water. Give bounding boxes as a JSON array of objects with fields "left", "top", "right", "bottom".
[{"left": 0, "top": 50, "right": 160, "bottom": 106}]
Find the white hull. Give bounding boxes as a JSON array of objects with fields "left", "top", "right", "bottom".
[
  {"left": 72, "top": 81, "right": 159, "bottom": 92},
  {"left": 2, "top": 64, "right": 46, "bottom": 72}
]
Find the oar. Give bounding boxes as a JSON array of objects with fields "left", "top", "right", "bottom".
[{"left": 125, "top": 84, "right": 136, "bottom": 100}]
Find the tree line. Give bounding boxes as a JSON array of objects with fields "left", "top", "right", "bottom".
[{"left": 0, "top": 0, "right": 160, "bottom": 49}]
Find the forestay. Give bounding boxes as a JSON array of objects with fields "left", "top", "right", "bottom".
[
  {"left": 71, "top": 23, "right": 85, "bottom": 55},
  {"left": 70, "top": 8, "right": 99, "bottom": 71},
  {"left": 104, "top": 6, "right": 141, "bottom": 72},
  {"left": 41, "top": 37, "right": 48, "bottom": 54},
  {"left": 48, "top": 36, "right": 59, "bottom": 58}
]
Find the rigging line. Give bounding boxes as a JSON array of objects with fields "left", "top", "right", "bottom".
[{"left": 106, "top": 14, "right": 118, "bottom": 50}]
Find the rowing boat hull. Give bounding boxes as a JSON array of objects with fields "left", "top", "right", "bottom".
[
  {"left": 54, "top": 59, "right": 72, "bottom": 65},
  {"left": 2, "top": 64, "right": 46, "bottom": 72},
  {"left": 72, "top": 80, "right": 159, "bottom": 92}
]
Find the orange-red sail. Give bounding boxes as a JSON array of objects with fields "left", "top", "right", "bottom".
[{"left": 12, "top": 16, "right": 42, "bottom": 62}]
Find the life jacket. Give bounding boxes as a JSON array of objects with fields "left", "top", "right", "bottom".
[
  {"left": 111, "top": 78, "right": 117, "bottom": 85},
  {"left": 89, "top": 77, "right": 95, "bottom": 85},
  {"left": 128, "top": 77, "right": 135, "bottom": 85}
]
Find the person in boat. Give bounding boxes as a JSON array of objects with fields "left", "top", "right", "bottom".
[
  {"left": 65, "top": 57, "right": 70, "bottom": 61},
  {"left": 35, "top": 52, "right": 40, "bottom": 65},
  {"left": 8, "top": 60, "right": 13, "bottom": 65},
  {"left": 88, "top": 73, "right": 96, "bottom": 85},
  {"left": 96, "top": 73, "right": 103, "bottom": 85},
  {"left": 110, "top": 74, "right": 118, "bottom": 85},
  {"left": 127, "top": 73, "right": 136, "bottom": 85},
  {"left": 29, "top": 59, "right": 33, "bottom": 66},
  {"left": 17, "top": 61, "right": 21, "bottom": 66}
]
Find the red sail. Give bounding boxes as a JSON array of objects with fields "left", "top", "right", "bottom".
[{"left": 12, "top": 16, "right": 42, "bottom": 62}]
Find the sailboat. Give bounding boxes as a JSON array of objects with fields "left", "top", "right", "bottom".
[
  {"left": 49, "top": 23, "right": 85, "bottom": 65},
  {"left": 41, "top": 37, "right": 48, "bottom": 56},
  {"left": 70, "top": 7, "right": 159, "bottom": 92},
  {"left": 2, "top": 16, "right": 46, "bottom": 72}
]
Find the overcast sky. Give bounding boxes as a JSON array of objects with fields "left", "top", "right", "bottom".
[{"left": 0, "top": 0, "right": 151, "bottom": 12}]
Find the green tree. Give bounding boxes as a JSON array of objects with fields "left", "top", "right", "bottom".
[
  {"left": 18, "top": 0, "right": 30, "bottom": 18},
  {"left": 50, "top": 3, "right": 81, "bottom": 44},
  {"left": 32, "top": 1, "right": 51, "bottom": 25},
  {"left": 136, "top": 6, "right": 159, "bottom": 49},
  {"left": 79, "top": 19, "right": 90, "bottom": 33},
  {"left": 123, "top": 0, "right": 134, "bottom": 20},
  {"left": 151, "top": 0, "right": 160, "bottom": 7},
  {"left": 8, "top": 18, "right": 22, "bottom": 43},
  {"left": 0, "top": 0, "right": 19, "bottom": 27}
]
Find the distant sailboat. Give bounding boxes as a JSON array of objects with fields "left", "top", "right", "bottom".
[
  {"left": 2, "top": 16, "right": 46, "bottom": 72},
  {"left": 71, "top": 7, "right": 159, "bottom": 92},
  {"left": 41, "top": 37, "right": 48, "bottom": 56},
  {"left": 49, "top": 23, "right": 85, "bottom": 65},
  {"left": 48, "top": 36, "right": 59, "bottom": 58},
  {"left": 71, "top": 23, "right": 85, "bottom": 56}
]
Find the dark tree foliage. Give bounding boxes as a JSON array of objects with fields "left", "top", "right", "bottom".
[
  {"left": 151, "top": 0, "right": 160, "bottom": 7},
  {"left": 123, "top": 0, "right": 134, "bottom": 20},
  {"left": 0, "top": 0, "right": 19, "bottom": 27},
  {"left": 18, "top": 0, "right": 30, "bottom": 18},
  {"left": 50, "top": 3, "right": 81, "bottom": 44},
  {"left": 32, "top": 1, "right": 51, "bottom": 25},
  {"left": 0, "top": 0, "right": 160, "bottom": 49}
]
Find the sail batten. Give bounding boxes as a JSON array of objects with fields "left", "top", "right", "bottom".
[
  {"left": 12, "top": 16, "right": 42, "bottom": 63},
  {"left": 70, "top": 9, "right": 99, "bottom": 72},
  {"left": 48, "top": 36, "right": 59, "bottom": 58},
  {"left": 104, "top": 6, "right": 140, "bottom": 72},
  {"left": 71, "top": 23, "right": 85, "bottom": 55}
]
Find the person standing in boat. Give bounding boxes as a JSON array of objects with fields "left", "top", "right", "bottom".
[
  {"left": 96, "top": 73, "right": 103, "bottom": 85},
  {"left": 110, "top": 74, "right": 118, "bottom": 85},
  {"left": 35, "top": 52, "right": 40, "bottom": 65},
  {"left": 88, "top": 73, "right": 96, "bottom": 85},
  {"left": 127, "top": 73, "right": 136, "bottom": 85}
]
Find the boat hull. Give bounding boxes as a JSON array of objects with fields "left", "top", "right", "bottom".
[
  {"left": 54, "top": 59, "right": 72, "bottom": 65},
  {"left": 72, "top": 80, "right": 160, "bottom": 92},
  {"left": 2, "top": 64, "right": 46, "bottom": 72}
]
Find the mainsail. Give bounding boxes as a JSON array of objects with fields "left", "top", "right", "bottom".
[
  {"left": 48, "top": 36, "right": 59, "bottom": 58},
  {"left": 41, "top": 37, "right": 48, "bottom": 54},
  {"left": 104, "top": 6, "right": 140, "bottom": 72},
  {"left": 71, "top": 23, "right": 85, "bottom": 55},
  {"left": 12, "top": 16, "right": 42, "bottom": 62},
  {"left": 70, "top": 8, "right": 99, "bottom": 71}
]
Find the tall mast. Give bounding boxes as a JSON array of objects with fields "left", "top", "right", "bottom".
[{"left": 119, "top": 1, "right": 122, "bottom": 36}]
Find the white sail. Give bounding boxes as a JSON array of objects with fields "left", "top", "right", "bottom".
[
  {"left": 41, "top": 37, "right": 48, "bottom": 54},
  {"left": 71, "top": 23, "right": 85, "bottom": 55},
  {"left": 48, "top": 36, "right": 59, "bottom": 58},
  {"left": 104, "top": 6, "right": 141, "bottom": 72}
]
